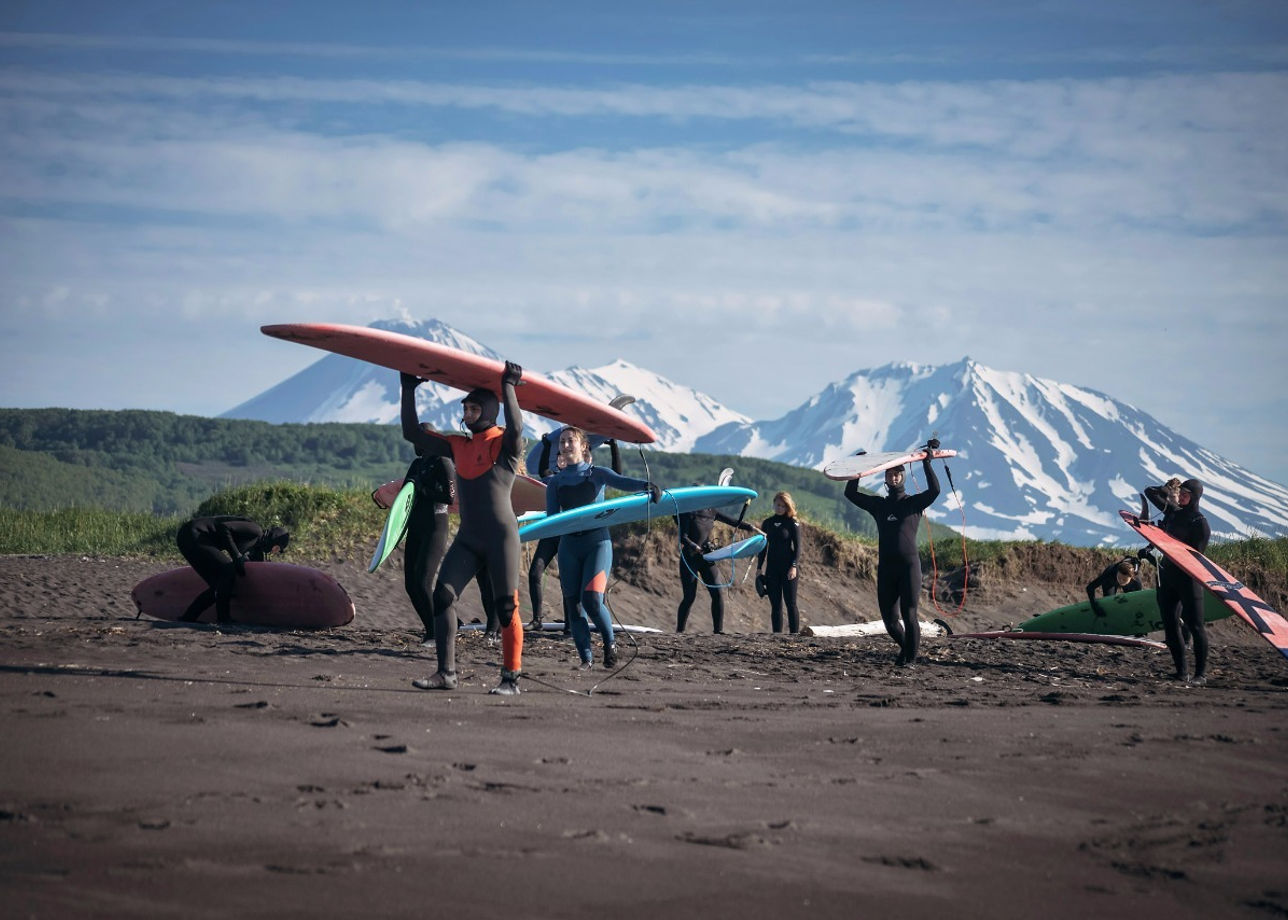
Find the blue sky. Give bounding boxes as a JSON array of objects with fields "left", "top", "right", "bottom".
[{"left": 2, "top": 1, "right": 1287, "bottom": 483}]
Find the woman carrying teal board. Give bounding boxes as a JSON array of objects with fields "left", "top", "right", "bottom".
[{"left": 544, "top": 426, "right": 661, "bottom": 669}]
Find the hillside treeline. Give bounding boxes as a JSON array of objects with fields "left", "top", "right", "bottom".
[{"left": 0, "top": 409, "right": 936, "bottom": 539}]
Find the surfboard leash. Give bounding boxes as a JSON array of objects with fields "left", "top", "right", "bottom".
[{"left": 911, "top": 457, "right": 970, "bottom": 618}]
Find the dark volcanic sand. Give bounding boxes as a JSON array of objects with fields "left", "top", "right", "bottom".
[{"left": 2, "top": 554, "right": 1286, "bottom": 919}]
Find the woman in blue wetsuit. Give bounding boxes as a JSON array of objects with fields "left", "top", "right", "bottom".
[
  {"left": 843, "top": 439, "right": 941, "bottom": 667},
  {"left": 526, "top": 429, "right": 622, "bottom": 633},
  {"left": 544, "top": 426, "right": 660, "bottom": 669}
]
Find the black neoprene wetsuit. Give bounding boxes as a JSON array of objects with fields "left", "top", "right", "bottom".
[
  {"left": 757, "top": 513, "right": 803, "bottom": 634},
  {"left": 402, "top": 374, "right": 523, "bottom": 677},
  {"left": 675, "top": 505, "right": 756, "bottom": 634},
  {"left": 401, "top": 454, "right": 456, "bottom": 636},
  {"left": 175, "top": 516, "right": 265, "bottom": 623},
  {"left": 1085, "top": 560, "right": 1143, "bottom": 606},
  {"left": 844, "top": 456, "right": 940, "bottom": 664},
  {"left": 1145, "top": 480, "right": 1211, "bottom": 680}
]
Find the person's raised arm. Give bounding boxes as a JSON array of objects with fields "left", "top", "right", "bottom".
[
  {"left": 400, "top": 373, "right": 448, "bottom": 457},
  {"left": 500, "top": 361, "right": 523, "bottom": 460}
]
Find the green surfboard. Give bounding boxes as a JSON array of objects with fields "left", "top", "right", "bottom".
[
  {"left": 369, "top": 481, "right": 417, "bottom": 573},
  {"left": 1018, "top": 588, "right": 1232, "bottom": 637}
]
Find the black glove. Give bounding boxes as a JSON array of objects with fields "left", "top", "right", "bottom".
[
  {"left": 926, "top": 437, "right": 941, "bottom": 451},
  {"left": 400, "top": 371, "right": 423, "bottom": 389},
  {"left": 1136, "top": 546, "right": 1156, "bottom": 565},
  {"left": 647, "top": 482, "right": 663, "bottom": 503},
  {"left": 755, "top": 574, "right": 768, "bottom": 598},
  {"left": 233, "top": 554, "right": 248, "bottom": 576},
  {"left": 502, "top": 361, "right": 523, "bottom": 388}
]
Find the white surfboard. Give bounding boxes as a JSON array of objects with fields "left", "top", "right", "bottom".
[
  {"left": 823, "top": 448, "right": 957, "bottom": 481},
  {"left": 702, "top": 533, "right": 766, "bottom": 562}
]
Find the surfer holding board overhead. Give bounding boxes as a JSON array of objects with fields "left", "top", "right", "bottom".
[
  {"left": 1143, "top": 477, "right": 1212, "bottom": 685},
  {"left": 403, "top": 363, "right": 527, "bottom": 696},
  {"left": 842, "top": 438, "right": 942, "bottom": 667}
]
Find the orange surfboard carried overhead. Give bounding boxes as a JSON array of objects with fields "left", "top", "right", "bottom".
[
  {"left": 131, "top": 563, "right": 355, "bottom": 629},
  {"left": 262, "top": 323, "right": 656, "bottom": 444},
  {"left": 1120, "top": 510, "right": 1288, "bottom": 662}
]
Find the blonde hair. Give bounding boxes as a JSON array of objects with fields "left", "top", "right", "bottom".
[{"left": 774, "top": 491, "right": 797, "bottom": 519}]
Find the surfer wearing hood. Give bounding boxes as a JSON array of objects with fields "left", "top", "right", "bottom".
[
  {"left": 544, "top": 426, "right": 661, "bottom": 669},
  {"left": 843, "top": 439, "right": 942, "bottom": 666},
  {"left": 402, "top": 364, "right": 526, "bottom": 696},
  {"left": 1085, "top": 558, "right": 1143, "bottom": 618},
  {"left": 1144, "top": 477, "right": 1212, "bottom": 685},
  {"left": 176, "top": 516, "right": 290, "bottom": 623}
]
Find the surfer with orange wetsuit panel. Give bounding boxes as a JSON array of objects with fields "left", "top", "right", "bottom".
[
  {"left": 175, "top": 516, "right": 290, "bottom": 623},
  {"left": 843, "top": 439, "right": 942, "bottom": 667},
  {"left": 545, "top": 427, "right": 660, "bottom": 668},
  {"left": 675, "top": 491, "right": 760, "bottom": 635},
  {"left": 402, "top": 363, "right": 526, "bottom": 696},
  {"left": 755, "top": 491, "right": 804, "bottom": 634},
  {"left": 526, "top": 429, "right": 623, "bottom": 634},
  {"left": 1085, "top": 558, "right": 1143, "bottom": 618},
  {"left": 1144, "top": 477, "right": 1212, "bottom": 685}
]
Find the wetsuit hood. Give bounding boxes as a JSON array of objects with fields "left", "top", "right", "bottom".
[
  {"left": 461, "top": 387, "right": 499, "bottom": 433},
  {"left": 1180, "top": 478, "right": 1204, "bottom": 509}
]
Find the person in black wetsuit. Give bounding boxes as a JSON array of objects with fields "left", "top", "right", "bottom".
[
  {"left": 843, "top": 440, "right": 941, "bottom": 666},
  {"left": 373, "top": 447, "right": 484, "bottom": 646},
  {"left": 755, "top": 491, "right": 803, "bottom": 634},
  {"left": 675, "top": 486, "right": 760, "bottom": 634},
  {"left": 175, "top": 515, "right": 290, "bottom": 623},
  {"left": 1144, "top": 477, "right": 1211, "bottom": 685},
  {"left": 1085, "top": 557, "right": 1143, "bottom": 618},
  {"left": 525, "top": 429, "right": 622, "bottom": 633},
  {"left": 402, "top": 363, "right": 526, "bottom": 695}
]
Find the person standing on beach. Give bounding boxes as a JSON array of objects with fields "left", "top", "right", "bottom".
[
  {"left": 843, "top": 440, "right": 941, "bottom": 667},
  {"left": 755, "top": 491, "right": 803, "bottom": 634},
  {"left": 1085, "top": 557, "right": 1143, "bottom": 618},
  {"left": 525, "top": 425, "right": 623, "bottom": 633},
  {"left": 1144, "top": 477, "right": 1211, "bottom": 685},
  {"left": 544, "top": 426, "right": 660, "bottom": 668},
  {"left": 402, "top": 363, "right": 526, "bottom": 695},
  {"left": 675, "top": 488, "right": 760, "bottom": 635},
  {"left": 175, "top": 516, "right": 290, "bottom": 623}
]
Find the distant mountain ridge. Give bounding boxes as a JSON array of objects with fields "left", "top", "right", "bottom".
[{"left": 227, "top": 318, "right": 1288, "bottom": 546}]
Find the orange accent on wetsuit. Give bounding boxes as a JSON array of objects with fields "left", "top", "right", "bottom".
[
  {"left": 586, "top": 570, "right": 608, "bottom": 594},
  {"left": 502, "top": 592, "right": 523, "bottom": 672},
  {"left": 451, "top": 426, "right": 506, "bottom": 480}
]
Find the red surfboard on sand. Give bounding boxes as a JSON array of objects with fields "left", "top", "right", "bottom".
[
  {"left": 1120, "top": 510, "right": 1288, "bottom": 662},
  {"left": 823, "top": 448, "right": 958, "bottom": 481},
  {"left": 131, "top": 563, "right": 355, "bottom": 628},
  {"left": 373, "top": 473, "right": 547, "bottom": 515},
  {"left": 262, "top": 323, "right": 656, "bottom": 444}
]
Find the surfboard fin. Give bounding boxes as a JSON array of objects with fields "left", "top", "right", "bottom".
[
  {"left": 1138, "top": 493, "right": 1150, "bottom": 524},
  {"left": 609, "top": 394, "right": 636, "bottom": 411},
  {"left": 718, "top": 468, "right": 734, "bottom": 487}
]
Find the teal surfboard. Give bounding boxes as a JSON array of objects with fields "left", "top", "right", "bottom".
[
  {"left": 518, "top": 486, "right": 756, "bottom": 543},
  {"left": 369, "top": 481, "right": 417, "bottom": 573},
  {"left": 702, "top": 533, "right": 766, "bottom": 562},
  {"left": 1017, "top": 588, "right": 1231, "bottom": 637}
]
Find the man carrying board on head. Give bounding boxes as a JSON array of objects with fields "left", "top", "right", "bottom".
[
  {"left": 843, "top": 438, "right": 942, "bottom": 667},
  {"left": 402, "top": 363, "right": 526, "bottom": 696}
]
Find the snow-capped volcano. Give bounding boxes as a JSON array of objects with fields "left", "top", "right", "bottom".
[
  {"left": 228, "top": 319, "right": 1288, "bottom": 546},
  {"left": 696, "top": 358, "right": 1288, "bottom": 546}
]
